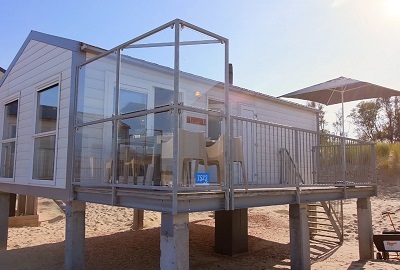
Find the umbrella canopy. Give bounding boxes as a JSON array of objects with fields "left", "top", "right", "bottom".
[
  {"left": 280, "top": 76, "right": 400, "bottom": 137},
  {"left": 280, "top": 76, "right": 400, "bottom": 106}
]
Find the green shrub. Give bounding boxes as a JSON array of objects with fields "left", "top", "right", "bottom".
[
  {"left": 376, "top": 143, "right": 390, "bottom": 157},
  {"left": 376, "top": 142, "right": 400, "bottom": 174}
]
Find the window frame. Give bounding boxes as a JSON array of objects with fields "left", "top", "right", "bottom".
[
  {"left": 0, "top": 93, "right": 20, "bottom": 181},
  {"left": 30, "top": 75, "right": 61, "bottom": 184}
]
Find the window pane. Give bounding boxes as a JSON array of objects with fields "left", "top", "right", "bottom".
[
  {"left": 119, "top": 89, "right": 147, "bottom": 115},
  {"left": 3, "top": 100, "right": 18, "bottom": 139},
  {"left": 36, "top": 84, "right": 59, "bottom": 133},
  {"left": 74, "top": 121, "right": 113, "bottom": 184},
  {"left": 33, "top": 135, "right": 55, "bottom": 180},
  {"left": 0, "top": 142, "right": 15, "bottom": 178},
  {"left": 155, "top": 87, "right": 173, "bottom": 108}
]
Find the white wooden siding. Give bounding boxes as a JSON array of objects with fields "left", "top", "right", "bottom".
[{"left": 0, "top": 40, "right": 72, "bottom": 188}]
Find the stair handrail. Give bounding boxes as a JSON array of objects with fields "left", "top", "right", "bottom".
[{"left": 279, "top": 148, "right": 304, "bottom": 184}]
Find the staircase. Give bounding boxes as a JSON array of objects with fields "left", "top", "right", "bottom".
[{"left": 307, "top": 201, "right": 343, "bottom": 243}]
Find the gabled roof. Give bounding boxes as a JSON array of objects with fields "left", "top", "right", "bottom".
[
  {"left": 0, "top": 31, "right": 81, "bottom": 88},
  {"left": 1, "top": 30, "right": 317, "bottom": 113}
]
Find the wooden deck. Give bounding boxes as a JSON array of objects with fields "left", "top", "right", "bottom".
[{"left": 74, "top": 185, "right": 376, "bottom": 213}]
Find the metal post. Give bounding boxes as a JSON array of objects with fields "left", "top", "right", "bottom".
[
  {"left": 172, "top": 20, "right": 180, "bottom": 215},
  {"left": 111, "top": 49, "right": 121, "bottom": 205},
  {"left": 225, "top": 42, "right": 230, "bottom": 210}
]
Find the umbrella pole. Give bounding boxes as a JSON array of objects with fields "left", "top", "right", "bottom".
[{"left": 341, "top": 91, "right": 346, "bottom": 185}]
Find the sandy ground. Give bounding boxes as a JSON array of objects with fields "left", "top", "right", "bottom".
[{"left": 1, "top": 181, "right": 400, "bottom": 269}]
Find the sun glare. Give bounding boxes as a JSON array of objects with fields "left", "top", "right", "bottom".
[{"left": 384, "top": 0, "right": 400, "bottom": 17}]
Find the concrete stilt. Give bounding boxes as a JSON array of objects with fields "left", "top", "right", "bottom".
[
  {"left": 0, "top": 192, "right": 10, "bottom": 250},
  {"left": 132, "top": 209, "right": 144, "bottom": 230},
  {"left": 357, "top": 197, "right": 373, "bottom": 260},
  {"left": 160, "top": 213, "right": 189, "bottom": 270},
  {"left": 289, "top": 203, "right": 310, "bottom": 270},
  {"left": 8, "top": 193, "right": 16, "bottom": 217},
  {"left": 65, "top": 201, "right": 86, "bottom": 270},
  {"left": 215, "top": 208, "right": 248, "bottom": 256}
]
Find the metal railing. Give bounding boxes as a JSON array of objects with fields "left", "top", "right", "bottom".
[
  {"left": 231, "top": 115, "right": 376, "bottom": 188},
  {"left": 279, "top": 148, "right": 304, "bottom": 185}
]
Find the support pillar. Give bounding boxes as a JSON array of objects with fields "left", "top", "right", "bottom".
[
  {"left": 65, "top": 201, "right": 86, "bottom": 270},
  {"left": 289, "top": 203, "right": 310, "bottom": 270},
  {"left": 215, "top": 208, "right": 248, "bottom": 255},
  {"left": 132, "top": 209, "right": 144, "bottom": 230},
  {"left": 0, "top": 193, "right": 10, "bottom": 250},
  {"left": 357, "top": 197, "right": 373, "bottom": 260},
  {"left": 8, "top": 193, "right": 16, "bottom": 217},
  {"left": 160, "top": 213, "right": 189, "bottom": 270}
]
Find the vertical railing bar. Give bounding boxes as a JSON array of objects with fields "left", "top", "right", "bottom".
[
  {"left": 269, "top": 125, "right": 272, "bottom": 185},
  {"left": 256, "top": 123, "right": 259, "bottom": 185}
]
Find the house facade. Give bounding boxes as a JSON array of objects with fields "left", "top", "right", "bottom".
[{"left": 0, "top": 20, "right": 376, "bottom": 270}]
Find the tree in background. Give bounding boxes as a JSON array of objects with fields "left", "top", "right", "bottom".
[
  {"left": 307, "top": 101, "right": 327, "bottom": 133},
  {"left": 378, "top": 97, "right": 400, "bottom": 142},
  {"left": 332, "top": 109, "right": 344, "bottom": 136},
  {"left": 349, "top": 101, "right": 382, "bottom": 141}
]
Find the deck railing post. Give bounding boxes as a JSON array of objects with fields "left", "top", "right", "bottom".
[{"left": 294, "top": 130, "right": 299, "bottom": 185}]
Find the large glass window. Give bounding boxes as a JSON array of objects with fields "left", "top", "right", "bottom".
[
  {"left": 208, "top": 98, "right": 224, "bottom": 140},
  {"left": 33, "top": 84, "right": 59, "bottom": 180},
  {"left": 0, "top": 100, "right": 18, "bottom": 178}
]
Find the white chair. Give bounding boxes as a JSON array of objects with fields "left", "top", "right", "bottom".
[
  {"left": 204, "top": 135, "right": 247, "bottom": 185},
  {"left": 161, "top": 129, "right": 208, "bottom": 186}
]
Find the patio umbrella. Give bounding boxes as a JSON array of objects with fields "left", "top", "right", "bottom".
[{"left": 280, "top": 76, "right": 400, "bottom": 135}]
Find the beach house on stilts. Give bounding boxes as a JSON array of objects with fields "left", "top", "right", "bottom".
[{"left": 0, "top": 19, "right": 377, "bottom": 269}]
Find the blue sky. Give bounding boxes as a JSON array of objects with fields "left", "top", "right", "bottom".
[{"left": 1, "top": 0, "right": 400, "bottom": 135}]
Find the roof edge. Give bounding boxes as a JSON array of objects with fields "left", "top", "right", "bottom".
[
  {"left": 0, "top": 31, "right": 81, "bottom": 88},
  {"left": 81, "top": 44, "right": 317, "bottom": 113}
]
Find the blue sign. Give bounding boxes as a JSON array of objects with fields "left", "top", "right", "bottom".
[{"left": 196, "top": 172, "right": 210, "bottom": 185}]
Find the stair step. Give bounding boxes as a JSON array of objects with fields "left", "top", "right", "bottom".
[
  {"left": 310, "top": 233, "right": 339, "bottom": 239},
  {"left": 309, "top": 227, "right": 336, "bottom": 233},
  {"left": 309, "top": 216, "right": 330, "bottom": 220},
  {"left": 308, "top": 221, "right": 333, "bottom": 227},
  {"left": 307, "top": 203, "right": 323, "bottom": 207},
  {"left": 308, "top": 210, "right": 327, "bottom": 214}
]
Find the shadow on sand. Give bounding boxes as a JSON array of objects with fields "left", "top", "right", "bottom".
[{"left": 0, "top": 222, "right": 292, "bottom": 270}]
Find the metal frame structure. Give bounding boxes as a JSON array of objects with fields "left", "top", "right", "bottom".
[
  {"left": 72, "top": 19, "right": 377, "bottom": 214},
  {"left": 73, "top": 19, "right": 230, "bottom": 214}
]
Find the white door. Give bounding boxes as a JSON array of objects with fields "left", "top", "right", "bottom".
[{"left": 240, "top": 105, "right": 258, "bottom": 183}]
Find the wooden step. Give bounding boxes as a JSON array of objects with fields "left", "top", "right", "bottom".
[
  {"left": 308, "top": 221, "right": 333, "bottom": 227},
  {"left": 309, "top": 216, "right": 330, "bottom": 220},
  {"left": 309, "top": 227, "right": 336, "bottom": 233},
  {"left": 308, "top": 210, "right": 327, "bottom": 214},
  {"left": 310, "top": 232, "right": 338, "bottom": 239}
]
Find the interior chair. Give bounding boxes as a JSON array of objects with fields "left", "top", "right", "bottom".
[
  {"left": 161, "top": 136, "right": 174, "bottom": 185},
  {"left": 204, "top": 135, "right": 247, "bottom": 185},
  {"left": 232, "top": 136, "right": 247, "bottom": 185},
  {"left": 180, "top": 129, "right": 208, "bottom": 186},
  {"left": 161, "top": 129, "right": 208, "bottom": 186}
]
